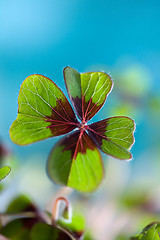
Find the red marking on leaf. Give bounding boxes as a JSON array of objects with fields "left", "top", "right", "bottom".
[
  {"left": 82, "top": 131, "right": 95, "bottom": 150},
  {"left": 71, "top": 96, "right": 82, "bottom": 120},
  {"left": 82, "top": 96, "right": 92, "bottom": 121},
  {"left": 85, "top": 101, "right": 102, "bottom": 120},
  {"left": 88, "top": 117, "right": 135, "bottom": 159},
  {"left": 60, "top": 130, "right": 95, "bottom": 160},
  {"left": 46, "top": 98, "right": 79, "bottom": 136},
  {"left": 89, "top": 119, "right": 108, "bottom": 136},
  {"left": 74, "top": 95, "right": 104, "bottom": 122},
  {"left": 89, "top": 117, "right": 135, "bottom": 143},
  {"left": 56, "top": 97, "right": 73, "bottom": 122},
  {"left": 87, "top": 124, "right": 109, "bottom": 152},
  {"left": 73, "top": 132, "right": 82, "bottom": 160},
  {"left": 88, "top": 127, "right": 106, "bottom": 149},
  {"left": 81, "top": 97, "right": 103, "bottom": 122}
]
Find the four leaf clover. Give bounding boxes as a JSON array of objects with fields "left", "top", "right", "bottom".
[{"left": 10, "top": 67, "right": 135, "bottom": 192}]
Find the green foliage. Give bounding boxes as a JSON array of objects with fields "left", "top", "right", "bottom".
[
  {"left": 0, "top": 195, "right": 89, "bottom": 240},
  {"left": 0, "top": 220, "right": 72, "bottom": 240},
  {"left": 115, "top": 65, "right": 151, "bottom": 98},
  {"left": 57, "top": 210, "right": 85, "bottom": 239},
  {"left": 0, "top": 166, "right": 11, "bottom": 181},
  {"left": 0, "top": 142, "right": 11, "bottom": 182},
  {"left": 31, "top": 223, "right": 72, "bottom": 240},
  {"left": 119, "top": 189, "right": 148, "bottom": 209},
  {"left": 6, "top": 195, "right": 36, "bottom": 214},
  {"left": 0, "top": 218, "right": 32, "bottom": 240},
  {"left": 130, "top": 222, "right": 160, "bottom": 240}
]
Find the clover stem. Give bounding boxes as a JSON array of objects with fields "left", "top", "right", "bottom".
[{"left": 52, "top": 197, "right": 70, "bottom": 226}]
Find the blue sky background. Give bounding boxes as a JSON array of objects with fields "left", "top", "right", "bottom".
[{"left": 0, "top": 0, "right": 160, "bottom": 180}]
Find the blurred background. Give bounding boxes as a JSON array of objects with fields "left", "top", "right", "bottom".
[{"left": 0, "top": 0, "right": 160, "bottom": 239}]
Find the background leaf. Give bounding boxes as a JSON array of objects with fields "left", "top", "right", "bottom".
[
  {"left": 31, "top": 222, "right": 72, "bottom": 240},
  {"left": 130, "top": 222, "right": 160, "bottom": 240},
  {"left": 6, "top": 195, "right": 37, "bottom": 214},
  {"left": 0, "top": 218, "right": 43, "bottom": 240},
  {"left": 57, "top": 210, "right": 85, "bottom": 240},
  {"left": 0, "top": 166, "right": 11, "bottom": 181}
]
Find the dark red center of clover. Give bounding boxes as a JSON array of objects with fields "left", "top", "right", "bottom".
[{"left": 78, "top": 120, "right": 89, "bottom": 132}]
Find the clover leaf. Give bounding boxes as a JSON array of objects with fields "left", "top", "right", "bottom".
[{"left": 10, "top": 67, "right": 135, "bottom": 192}]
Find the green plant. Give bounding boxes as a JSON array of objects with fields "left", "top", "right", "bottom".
[
  {"left": 130, "top": 222, "right": 160, "bottom": 240},
  {"left": 2, "top": 67, "right": 151, "bottom": 239},
  {"left": 0, "top": 166, "right": 11, "bottom": 181},
  {"left": 0, "top": 195, "right": 93, "bottom": 240},
  {"left": 9, "top": 66, "right": 135, "bottom": 192},
  {"left": 0, "top": 142, "right": 11, "bottom": 181}
]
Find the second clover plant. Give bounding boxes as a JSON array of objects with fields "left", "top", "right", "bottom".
[{"left": 10, "top": 66, "right": 135, "bottom": 192}]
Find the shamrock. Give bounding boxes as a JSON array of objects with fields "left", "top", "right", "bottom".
[{"left": 10, "top": 67, "right": 135, "bottom": 192}]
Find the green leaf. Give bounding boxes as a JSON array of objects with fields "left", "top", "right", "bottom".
[
  {"left": 47, "top": 130, "right": 104, "bottom": 192},
  {"left": 1, "top": 219, "right": 73, "bottom": 240},
  {"left": 6, "top": 195, "right": 36, "bottom": 214},
  {"left": 130, "top": 222, "right": 160, "bottom": 240},
  {"left": 141, "top": 231, "right": 159, "bottom": 240},
  {"left": 0, "top": 218, "right": 37, "bottom": 240},
  {"left": 63, "top": 67, "right": 82, "bottom": 119},
  {"left": 64, "top": 66, "right": 113, "bottom": 121},
  {"left": 31, "top": 222, "right": 72, "bottom": 240},
  {"left": 58, "top": 211, "right": 85, "bottom": 239},
  {"left": 0, "top": 166, "right": 11, "bottom": 181},
  {"left": 88, "top": 116, "right": 135, "bottom": 160},
  {"left": 64, "top": 66, "right": 81, "bottom": 99},
  {"left": 10, "top": 74, "right": 77, "bottom": 145},
  {"left": 141, "top": 223, "right": 160, "bottom": 240}
]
